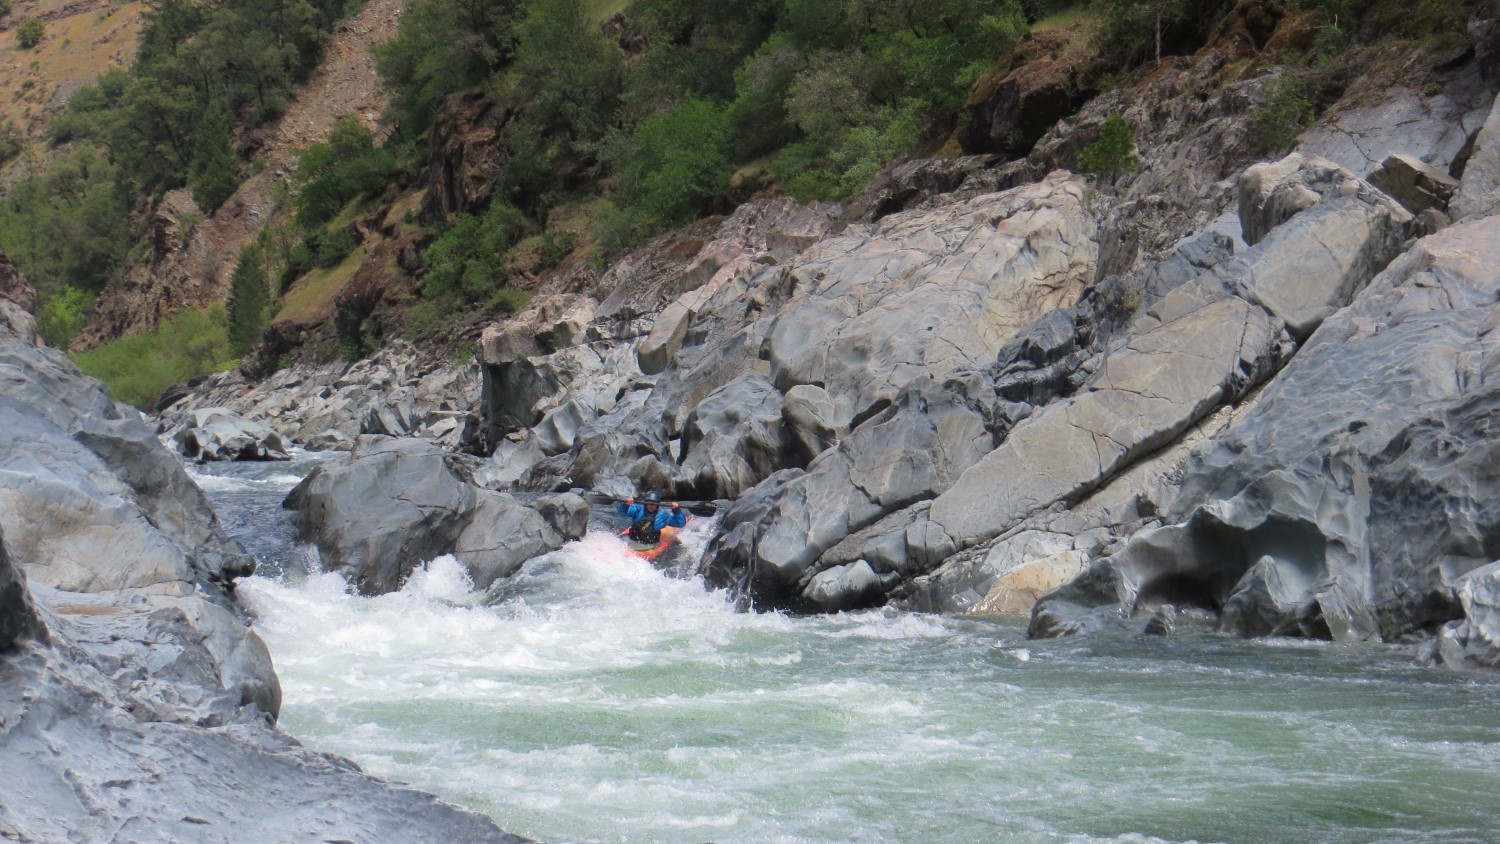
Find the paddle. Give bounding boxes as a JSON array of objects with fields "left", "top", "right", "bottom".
[{"left": 581, "top": 491, "right": 720, "bottom": 517}]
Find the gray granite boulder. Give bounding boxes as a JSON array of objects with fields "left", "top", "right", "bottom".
[
  {"left": 1033, "top": 215, "right": 1500, "bottom": 643},
  {"left": 455, "top": 491, "right": 588, "bottom": 589},
  {"left": 285, "top": 436, "right": 478, "bottom": 594},
  {"left": 168, "top": 408, "right": 291, "bottom": 462},
  {"left": 1440, "top": 562, "right": 1500, "bottom": 669},
  {"left": 1451, "top": 91, "right": 1500, "bottom": 221}
]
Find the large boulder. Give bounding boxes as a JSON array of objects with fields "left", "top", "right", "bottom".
[
  {"left": 168, "top": 408, "right": 291, "bottom": 462},
  {"left": 767, "top": 171, "right": 1097, "bottom": 422},
  {"left": 1033, "top": 215, "right": 1500, "bottom": 642},
  {"left": 286, "top": 437, "right": 590, "bottom": 594},
  {"left": 1440, "top": 563, "right": 1500, "bottom": 669},
  {"left": 455, "top": 492, "right": 588, "bottom": 589},
  {"left": 1450, "top": 91, "right": 1500, "bottom": 221},
  {"left": 285, "top": 437, "right": 478, "bottom": 594}
]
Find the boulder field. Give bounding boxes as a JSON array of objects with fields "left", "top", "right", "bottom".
[
  {"left": 0, "top": 290, "right": 528, "bottom": 840},
  {"left": 180, "top": 78, "right": 1500, "bottom": 668},
  {"left": 441, "top": 92, "right": 1500, "bottom": 667}
]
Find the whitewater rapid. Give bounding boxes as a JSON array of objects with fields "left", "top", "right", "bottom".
[{"left": 197, "top": 460, "right": 1500, "bottom": 844}]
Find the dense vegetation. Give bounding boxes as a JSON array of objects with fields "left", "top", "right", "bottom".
[
  {"left": 0, "top": 0, "right": 1484, "bottom": 407},
  {"left": 378, "top": 0, "right": 1033, "bottom": 253},
  {"left": 0, "top": 0, "right": 358, "bottom": 348}
]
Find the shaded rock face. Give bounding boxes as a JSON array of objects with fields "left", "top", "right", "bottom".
[
  {"left": 1032, "top": 216, "right": 1500, "bottom": 649},
  {"left": 285, "top": 436, "right": 587, "bottom": 594},
  {"left": 422, "top": 92, "right": 514, "bottom": 219},
  {"left": 0, "top": 528, "right": 45, "bottom": 650}
]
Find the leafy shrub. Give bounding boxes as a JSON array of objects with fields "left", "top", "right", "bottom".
[
  {"left": 537, "top": 229, "right": 577, "bottom": 269},
  {"left": 294, "top": 116, "right": 396, "bottom": 230},
  {"left": 73, "top": 307, "right": 237, "bottom": 407},
  {"left": 16, "top": 17, "right": 42, "bottom": 49},
  {"left": 0, "top": 117, "right": 22, "bottom": 165},
  {"left": 0, "top": 0, "right": 12, "bottom": 18},
  {"left": 1078, "top": 113, "right": 1138, "bottom": 177},
  {"left": 608, "top": 98, "right": 732, "bottom": 230},
  {"left": 1251, "top": 76, "right": 1314, "bottom": 152},
  {"left": 37, "top": 287, "right": 95, "bottom": 347},
  {"left": 315, "top": 229, "right": 357, "bottom": 267}
]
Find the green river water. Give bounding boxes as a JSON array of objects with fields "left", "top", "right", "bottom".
[{"left": 199, "top": 458, "right": 1500, "bottom": 844}]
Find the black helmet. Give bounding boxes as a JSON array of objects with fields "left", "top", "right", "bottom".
[{"left": 644, "top": 491, "right": 662, "bottom": 503}]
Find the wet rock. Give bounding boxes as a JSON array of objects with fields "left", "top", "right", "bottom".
[
  {"left": 455, "top": 492, "right": 588, "bottom": 589},
  {"left": 1143, "top": 605, "right": 1178, "bottom": 636},
  {"left": 168, "top": 408, "right": 292, "bottom": 462},
  {"left": 285, "top": 437, "right": 477, "bottom": 594},
  {"left": 1439, "top": 562, "right": 1500, "bottom": 669},
  {"left": 783, "top": 384, "right": 847, "bottom": 463},
  {"left": 802, "top": 560, "right": 886, "bottom": 612}
]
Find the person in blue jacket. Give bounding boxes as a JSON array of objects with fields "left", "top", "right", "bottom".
[{"left": 618, "top": 491, "right": 687, "bottom": 543}]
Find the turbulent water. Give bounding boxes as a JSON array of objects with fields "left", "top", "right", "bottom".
[{"left": 194, "top": 457, "right": 1500, "bottom": 844}]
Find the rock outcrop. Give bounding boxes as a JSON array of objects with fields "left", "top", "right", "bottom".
[
  {"left": 166, "top": 408, "right": 292, "bottom": 462},
  {"left": 697, "top": 153, "right": 1410, "bottom": 612},
  {"left": 0, "top": 301, "right": 526, "bottom": 840},
  {"left": 284, "top": 436, "right": 589, "bottom": 593},
  {"left": 1032, "top": 214, "right": 1500, "bottom": 648},
  {"left": 170, "top": 340, "right": 483, "bottom": 453}
]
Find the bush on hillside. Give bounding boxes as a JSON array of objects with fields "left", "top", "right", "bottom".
[
  {"left": 1078, "top": 112, "right": 1139, "bottom": 178},
  {"left": 16, "top": 17, "right": 42, "bottom": 49},
  {"left": 1251, "top": 76, "right": 1314, "bottom": 152},
  {"left": 294, "top": 116, "right": 395, "bottom": 230}
]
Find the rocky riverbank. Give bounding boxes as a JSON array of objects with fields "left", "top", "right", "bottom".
[
  {"left": 152, "top": 11, "right": 1500, "bottom": 674},
  {"left": 0, "top": 284, "right": 528, "bottom": 840}
]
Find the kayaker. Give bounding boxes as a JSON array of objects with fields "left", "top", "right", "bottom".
[{"left": 617, "top": 491, "right": 686, "bottom": 543}]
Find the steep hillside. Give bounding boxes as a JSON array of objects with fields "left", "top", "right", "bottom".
[
  {"left": 68, "top": 0, "right": 404, "bottom": 352},
  {"left": 0, "top": 0, "right": 142, "bottom": 146}
]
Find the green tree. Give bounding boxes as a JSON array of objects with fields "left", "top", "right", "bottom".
[
  {"left": 1251, "top": 76, "right": 1314, "bottom": 153},
  {"left": 1078, "top": 113, "right": 1138, "bottom": 179},
  {"left": 188, "top": 99, "right": 240, "bottom": 211},
  {"left": 16, "top": 16, "right": 43, "bottom": 49},
  {"left": 0, "top": 117, "right": 22, "bottom": 164},
  {"left": 610, "top": 98, "right": 731, "bottom": 227},
  {"left": 227, "top": 239, "right": 272, "bottom": 354}
]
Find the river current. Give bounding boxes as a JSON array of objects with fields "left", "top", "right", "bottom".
[{"left": 194, "top": 454, "right": 1500, "bottom": 843}]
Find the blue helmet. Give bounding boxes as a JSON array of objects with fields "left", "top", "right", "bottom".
[{"left": 644, "top": 490, "right": 662, "bottom": 503}]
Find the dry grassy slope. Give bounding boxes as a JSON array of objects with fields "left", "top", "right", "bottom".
[
  {"left": 0, "top": 0, "right": 142, "bottom": 143},
  {"left": 70, "top": 0, "right": 404, "bottom": 351}
]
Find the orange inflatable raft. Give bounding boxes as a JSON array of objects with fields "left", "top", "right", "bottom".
[{"left": 620, "top": 526, "right": 680, "bottom": 560}]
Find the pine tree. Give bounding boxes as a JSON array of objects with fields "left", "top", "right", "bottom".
[
  {"left": 226, "top": 240, "right": 270, "bottom": 355},
  {"left": 187, "top": 99, "right": 239, "bottom": 212},
  {"left": 1078, "top": 113, "right": 1138, "bottom": 181}
]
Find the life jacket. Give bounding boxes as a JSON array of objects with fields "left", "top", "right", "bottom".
[{"left": 629, "top": 516, "right": 661, "bottom": 544}]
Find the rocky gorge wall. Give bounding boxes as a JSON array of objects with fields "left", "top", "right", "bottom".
[
  {"left": 0, "top": 282, "right": 527, "bottom": 840},
  {"left": 160, "top": 10, "right": 1500, "bottom": 670}
]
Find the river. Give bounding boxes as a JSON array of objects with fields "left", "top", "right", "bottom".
[{"left": 192, "top": 454, "right": 1500, "bottom": 843}]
